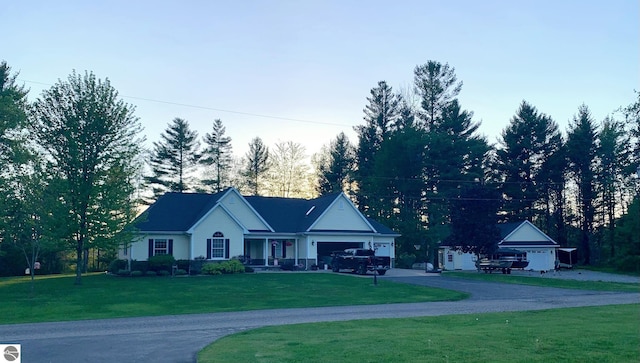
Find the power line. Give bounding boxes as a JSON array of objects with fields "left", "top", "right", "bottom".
[{"left": 18, "top": 78, "right": 354, "bottom": 128}]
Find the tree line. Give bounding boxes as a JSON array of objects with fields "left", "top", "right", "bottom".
[{"left": 1, "top": 59, "right": 638, "bottom": 285}]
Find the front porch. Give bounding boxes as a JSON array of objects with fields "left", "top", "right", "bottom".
[{"left": 243, "top": 237, "right": 313, "bottom": 269}]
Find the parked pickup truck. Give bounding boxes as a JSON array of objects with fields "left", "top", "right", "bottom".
[{"left": 331, "top": 248, "right": 391, "bottom": 275}]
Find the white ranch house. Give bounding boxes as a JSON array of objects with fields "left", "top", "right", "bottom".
[
  {"left": 121, "top": 188, "right": 399, "bottom": 269},
  {"left": 439, "top": 220, "right": 560, "bottom": 271}
]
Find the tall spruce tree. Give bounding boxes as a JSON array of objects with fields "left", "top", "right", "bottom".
[
  {"left": 200, "top": 119, "right": 233, "bottom": 193},
  {"left": 316, "top": 132, "right": 355, "bottom": 196},
  {"left": 496, "top": 101, "right": 564, "bottom": 225},
  {"left": 354, "top": 81, "right": 401, "bottom": 213},
  {"left": 147, "top": 118, "right": 200, "bottom": 198},
  {"left": 597, "top": 117, "right": 631, "bottom": 258},
  {"left": 243, "top": 137, "right": 269, "bottom": 196},
  {"left": 566, "top": 104, "right": 598, "bottom": 265},
  {"left": 414, "top": 61, "right": 489, "bottom": 256}
]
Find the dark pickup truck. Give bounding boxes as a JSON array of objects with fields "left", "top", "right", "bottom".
[{"left": 331, "top": 248, "right": 391, "bottom": 275}]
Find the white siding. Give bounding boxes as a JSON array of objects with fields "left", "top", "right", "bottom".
[
  {"left": 504, "top": 222, "right": 550, "bottom": 243},
  {"left": 312, "top": 196, "right": 372, "bottom": 232},
  {"left": 520, "top": 248, "right": 556, "bottom": 271},
  {"left": 128, "top": 234, "right": 190, "bottom": 261},
  {"left": 191, "top": 207, "right": 245, "bottom": 259},
  {"left": 219, "top": 192, "right": 270, "bottom": 231},
  {"left": 441, "top": 248, "right": 476, "bottom": 270}
]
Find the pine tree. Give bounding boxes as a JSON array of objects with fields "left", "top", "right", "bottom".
[
  {"left": 354, "top": 81, "right": 401, "bottom": 212},
  {"left": 316, "top": 132, "right": 355, "bottom": 196},
  {"left": 200, "top": 119, "right": 233, "bottom": 193},
  {"left": 566, "top": 104, "right": 598, "bottom": 265},
  {"left": 496, "top": 101, "right": 564, "bottom": 224},
  {"left": 147, "top": 118, "right": 200, "bottom": 198},
  {"left": 243, "top": 137, "right": 269, "bottom": 196}
]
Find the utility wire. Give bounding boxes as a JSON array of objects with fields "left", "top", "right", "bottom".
[{"left": 19, "top": 78, "right": 353, "bottom": 128}]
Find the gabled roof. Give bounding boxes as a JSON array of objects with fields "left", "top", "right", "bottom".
[
  {"left": 133, "top": 191, "right": 225, "bottom": 232},
  {"left": 134, "top": 189, "right": 398, "bottom": 236},
  {"left": 244, "top": 193, "right": 339, "bottom": 233},
  {"left": 498, "top": 220, "right": 559, "bottom": 247}
]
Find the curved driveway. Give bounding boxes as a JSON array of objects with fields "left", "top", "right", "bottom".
[{"left": 1, "top": 273, "right": 638, "bottom": 363}]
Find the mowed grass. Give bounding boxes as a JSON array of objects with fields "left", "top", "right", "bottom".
[
  {"left": 444, "top": 271, "right": 640, "bottom": 292},
  {"left": 199, "top": 304, "right": 640, "bottom": 363},
  {"left": 0, "top": 272, "right": 467, "bottom": 324}
]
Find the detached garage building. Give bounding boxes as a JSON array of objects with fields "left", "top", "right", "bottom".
[{"left": 440, "top": 220, "right": 560, "bottom": 272}]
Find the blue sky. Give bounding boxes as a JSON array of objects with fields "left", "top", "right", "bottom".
[{"left": 3, "top": 0, "right": 638, "bottom": 158}]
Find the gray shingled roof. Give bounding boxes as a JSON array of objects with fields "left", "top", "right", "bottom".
[{"left": 133, "top": 190, "right": 397, "bottom": 235}]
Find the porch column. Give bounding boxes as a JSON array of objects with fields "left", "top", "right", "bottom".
[
  {"left": 294, "top": 238, "right": 298, "bottom": 265},
  {"left": 264, "top": 238, "right": 269, "bottom": 266}
]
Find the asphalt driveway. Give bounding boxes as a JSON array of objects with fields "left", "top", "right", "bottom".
[{"left": 1, "top": 272, "right": 638, "bottom": 363}]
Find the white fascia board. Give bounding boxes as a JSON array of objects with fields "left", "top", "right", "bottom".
[{"left": 306, "top": 193, "right": 377, "bottom": 233}]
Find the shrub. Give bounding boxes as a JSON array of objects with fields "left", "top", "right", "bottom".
[
  {"left": 148, "top": 255, "right": 176, "bottom": 272},
  {"left": 130, "top": 270, "right": 143, "bottom": 277},
  {"left": 145, "top": 271, "right": 157, "bottom": 277},
  {"left": 616, "top": 255, "right": 640, "bottom": 273},
  {"left": 244, "top": 266, "right": 254, "bottom": 273},
  {"left": 108, "top": 259, "right": 128, "bottom": 273},
  {"left": 157, "top": 270, "right": 170, "bottom": 276},
  {"left": 176, "top": 259, "right": 190, "bottom": 271},
  {"left": 201, "top": 260, "right": 245, "bottom": 275},
  {"left": 117, "top": 269, "right": 130, "bottom": 276},
  {"left": 176, "top": 269, "right": 187, "bottom": 275},
  {"left": 201, "top": 263, "right": 223, "bottom": 275},
  {"left": 130, "top": 260, "right": 148, "bottom": 273},
  {"left": 395, "top": 253, "right": 417, "bottom": 269}
]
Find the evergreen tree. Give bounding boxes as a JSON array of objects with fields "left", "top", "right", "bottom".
[
  {"left": 316, "top": 132, "right": 355, "bottom": 196},
  {"left": 200, "top": 119, "right": 233, "bottom": 193},
  {"left": 0, "top": 61, "right": 28, "bottom": 169},
  {"left": 243, "top": 137, "right": 269, "bottom": 196},
  {"left": 354, "top": 81, "right": 401, "bottom": 212},
  {"left": 414, "top": 61, "right": 489, "bottom": 255},
  {"left": 30, "top": 71, "right": 143, "bottom": 285},
  {"left": 414, "top": 60, "right": 462, "bottom": 128},
  {"left": 496, "top": 101, "right": 564, "bottom": 224},
  {"left": 566, "top": 104, "right": 598, "bottom": 265},
  {"left": 445, "top": 183, "right": 502, "bottom": 256},
  {"left": 597, "top": 117, "right": 631, "bottom": 258},
  {"left": 147, "top": 118, "right": 200, "bottom": 198}
]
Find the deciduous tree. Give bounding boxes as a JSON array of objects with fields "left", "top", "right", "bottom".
[{"left": 30, "top": 71, "right": 143, "bottom": 284}]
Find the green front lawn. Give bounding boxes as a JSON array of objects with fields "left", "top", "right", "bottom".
[
  {"left": 199, "top": 304, "right": 640, "bottom": 363},
  {"left": 444, "top": 271, "right": 640, "bottom": 292},
  {"left": 0, "top": 272, "right": 467, "bottom": 324}
]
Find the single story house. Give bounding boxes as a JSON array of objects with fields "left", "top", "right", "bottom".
[
  {"left": 120, "top": 188, "right": 399, "bottom": 269},
  {"left": 439, "top": 220, "right": 560, "bottom": 271}
]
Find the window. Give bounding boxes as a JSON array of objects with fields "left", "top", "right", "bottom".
[
  {"left": 447, "top": 254, "right": 453, "bottom": 262},
  {"left": 148, "top": 238, "right": 173, "bottom": 257},
  {"left": 154, "top": 239, "right": 168, "bottom": 255},
  {"left": 207, "top": 232, "right": 229, "bottom": 259}
]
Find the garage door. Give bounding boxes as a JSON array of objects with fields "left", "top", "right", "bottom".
[{"left": 317, "top": 242, "right": 363, "bottom": 267}]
